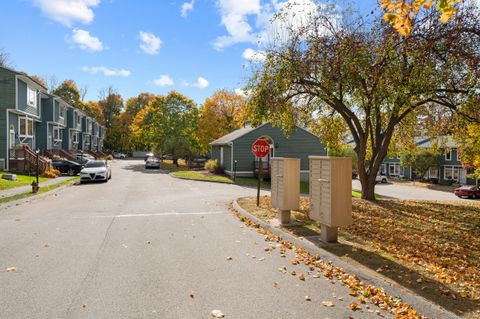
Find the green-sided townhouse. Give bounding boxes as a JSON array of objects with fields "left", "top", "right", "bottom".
[
  {"left": 63, "top": 105, "right": 83, "bottom": 151},
  {"left": 36, "top": 93, "right": 68, "bottom": 151},
  {"left": 0, "top": 65, "right": 48, "bottom": 170},
  {"left": 81, "top": 116, "right": 94, "bottom": 151}
]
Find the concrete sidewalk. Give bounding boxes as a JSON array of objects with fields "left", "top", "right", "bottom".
[{"left": 0, "top": 176, "right": 74, "bottom": 198}]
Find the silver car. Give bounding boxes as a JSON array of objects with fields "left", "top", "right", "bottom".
[
  {"left": 80, "top": 160, "right": 112, "bottom": 183},
  {"left": 145, "top": 156, "right": 161, "bottom": 169}
]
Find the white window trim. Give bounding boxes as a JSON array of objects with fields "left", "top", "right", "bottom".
[
  {"left": 444, "top": 165, "right": 460, "bottom": 181},
  {"left": 53, "top": 127, "right": 63, "bottom": 142},
  {"left": 27, "top": 87, "right": 37, "bottom": 108},
  {"left": 445, "top": 150, "right": 452, "bottom": 161},
  {"left": 456, "top": 149, "right": 460, "bottom": 161},
  {"left": 18, "top": 117, "right": 34, "bottom": 138},
  {"left": 59, "top": 106, "right": 65, "bottom": 120}
]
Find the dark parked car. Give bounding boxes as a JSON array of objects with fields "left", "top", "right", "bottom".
[
  {"left": 51, "top": 160, "right": 83, "bottom": 176},
  {"left": 454, "top": 185, "right": 480, "bottom": 199}
]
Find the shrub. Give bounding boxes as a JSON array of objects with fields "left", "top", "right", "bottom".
[
  {"left": 205, "top": 159, "right": 219, "bottom": 173},
  {"left": 41, "top": 168, "right": 61, "bottom": 178},
  {"left": 439, "top": 179, "right": 454, "bottom": 186},
  {"left": 101, "top": 155, "right": 114, "bottom": 160}
]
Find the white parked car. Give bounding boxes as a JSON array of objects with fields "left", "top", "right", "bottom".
[
  {"left": 376, "top": 174, "right": 388, "bottom": 184},
  {"left": 80, "top": 160, "right": 112, "bottom": 183}
]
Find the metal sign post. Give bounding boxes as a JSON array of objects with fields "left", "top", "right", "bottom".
[{"left": 252, "top": 139, "right": 270, "bottom": 207}]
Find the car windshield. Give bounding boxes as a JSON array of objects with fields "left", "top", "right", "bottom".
[
  {"left": 147, "top": 156, "right": 158, "bottom": 161},
  {"left": 84, "top": 161, "right": 106, "bottom": 168}
]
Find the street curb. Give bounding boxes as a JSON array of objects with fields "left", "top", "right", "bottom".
[{"left": 232, "top": 199, "right": 460, "bottom": 319}]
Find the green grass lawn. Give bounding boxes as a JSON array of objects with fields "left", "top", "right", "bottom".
[
  {"left": 169, "top": 171, "right": 366, "bottom": 198},
  {"left": 0, "top": 176, "right": 79, "bottom": 204},
  {"left": 0, "top": 173, "right": 49, "bottom": 191},
  {"left": 172, "top": 170, "right": 233, "bottom": 183}
]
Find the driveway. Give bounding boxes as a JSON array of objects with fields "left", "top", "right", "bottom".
[
  {"left": 352, "top": 179, "right": 462, "bottom": 201},
  {"left": 0, "top": 159, "right": 402, "bottom": 319}
]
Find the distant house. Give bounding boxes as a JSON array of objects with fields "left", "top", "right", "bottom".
[
  {"left": 209, "top": 123, "right": 326, "bottom": 180},
  {"left": 381, "top": 136, "right": 477, "bottom": 185}
]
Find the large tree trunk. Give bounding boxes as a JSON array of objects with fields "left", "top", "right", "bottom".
[{"left": 360, "top": 173, "right": 377, "bottom": 200}]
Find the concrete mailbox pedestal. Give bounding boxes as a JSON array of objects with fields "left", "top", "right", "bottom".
[
  {"left": 309, "top": 156, "right": 352, "bottom": 243},
  {"left": 271, "top": 158, "right": 300, "bottom": 225}
]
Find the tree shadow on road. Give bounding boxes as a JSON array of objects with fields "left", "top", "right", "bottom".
[{"left": 122, "top": 163, "right": 170, "bottom": 175}]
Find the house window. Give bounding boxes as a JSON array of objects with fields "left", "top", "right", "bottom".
[
  {"left": 19, "top": 117, "right": 34, "bottom": 137},
  {"left": 389, "top": 163, "right": 400, "bottom": 176},
  {"left": 220, "top": 147, "right": 224, "bottom": 166},
  {"left": 27, "top": 87, "right": 37, "bottom": 108},
  {"left": 429, "top": 167, "right": 439, "bottom": 178},
  {"left": 456, "top": 149, "right": 460, "bottom": 161},
  {"left": 53, "top": 127, "right": 63, "bottom": 141},
  {"left": 76, "top": 114, "right": 81, "bottom": 125},
  {"left": 445, "top": 150, "right": 452, "bottom": 161},
  {"left": 59, "top": 106, "right": 65, "bottom": 119},
  {"left": 444, "top": 166, "right": 459, "bottom": 181},
  {"left": 72, "top": 131, "right": 79, "bottom": 144}
]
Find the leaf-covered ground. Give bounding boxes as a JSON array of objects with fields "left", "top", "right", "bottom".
[{"left": 237, "top": 196, "right": 480, "bottom": 318}]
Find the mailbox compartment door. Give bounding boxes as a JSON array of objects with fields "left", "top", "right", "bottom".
[
  {"left": 271, "top": 159, "right": 284, "bottom": 208},
  {"left": 310, "top": 159, "right": 332, "bottom": 225}
]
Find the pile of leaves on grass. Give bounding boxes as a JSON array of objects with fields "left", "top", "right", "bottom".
[
  {"left": 346, "top": 199, "right": 480, "bottom": 303},
  {"left": 240, "top": 196, "right": 480, "bottom": 304}
]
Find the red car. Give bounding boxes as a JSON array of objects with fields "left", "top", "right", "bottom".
[{"left": 454, "top": 186, "right": 480, "bottom": 199}]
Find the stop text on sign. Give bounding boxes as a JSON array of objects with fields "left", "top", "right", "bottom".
[{"left": 252, "top": 139, "right": 270, "bottom": 158}]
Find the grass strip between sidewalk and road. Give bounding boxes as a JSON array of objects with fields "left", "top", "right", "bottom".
[
  {"left": 0, "top": 173, "right": 49, "bottom": 190},
  {"left": 169, "top": 166, "right": 368, "bottom": 198},
  {"left": 0, "top": 177, "right": 79, "bottom": 204}
]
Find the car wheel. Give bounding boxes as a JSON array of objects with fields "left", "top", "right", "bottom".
[
  {"left": 108, "top": 173, "right": 112, "bottom": 180},
  {"left": 382, "top": 178, "right": 387, "bottom": 183},
  {"left": 472, "top": 194, "right": 477, "bottom": 199},
  {"left": 67, "top": 168, "right": 75, "bottom": 176}
]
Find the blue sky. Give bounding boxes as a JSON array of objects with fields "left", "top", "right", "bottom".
[{"left": 0, "top": 0, "right": 377, "bottom": 105}]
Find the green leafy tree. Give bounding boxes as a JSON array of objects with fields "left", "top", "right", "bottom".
[
  {"left": 400, "top": 148, "right": 440, "bottom": 179},
  {"left": 131, "top": 91, "right": 201, "bottom": 165},
  {"left": 125, "top": 92, "right": 155, "bottom": 117},
  {"left": 245, "top": 2, "right": 479, "bottom": 200}
]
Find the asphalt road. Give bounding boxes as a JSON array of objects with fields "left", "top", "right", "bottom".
[{"left": 0, "top": 159, "right": 394, "bottom": 319}]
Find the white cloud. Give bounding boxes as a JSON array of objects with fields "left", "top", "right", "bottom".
[
  {"left": 82, "top": 66, "right": 130, "bottom": 77},
  {"left": 139, "top": 31, "right": 162, "bottom": 55},
  {"left": 31, "top": 0, "right": 100, "bottom": 27},
  {"left": 192, "top": 77, "right": 209, "bottom": 89},
  {"left": 258, "top": 0, "right": 334, "bottom": 47},
  {"left": 235, "top": 88, "right": 246, "bottom": 97},
  {"left": 213, "top": 0, "right": 262, "bottom": 50},
  {"left": 153, "top": 75, "right": 174, "bottom": 87},
  {"left": 242, "top": 48, "right": 266, "bottom": 62},
  {"left": 181, "top": 0, "right": 194, "bottom": 17},
  {"left": 70, "top": 29, "right": 103, "bottom": 52}
]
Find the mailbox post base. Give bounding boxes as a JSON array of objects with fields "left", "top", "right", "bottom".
[
  {"left": 320, "top": 224, "right": 338, "bottom": 243},
  {"left": 279, "top": 210, "right": 291, "bottom": 225}
]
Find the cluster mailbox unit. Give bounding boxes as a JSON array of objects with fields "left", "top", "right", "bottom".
[
  {"left": 309, "top": 156, "right": 353, "bottom": 242},
  {"left": 271, "top": 158, "right": 301, "bottom": 225}
]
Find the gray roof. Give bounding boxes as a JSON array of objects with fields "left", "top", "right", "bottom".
[
  {"left": 417, "top": 136, "right": 458, "bottom": 148},
  {"left": 209, "top": 125, "right": 262, "bottom": 146}
]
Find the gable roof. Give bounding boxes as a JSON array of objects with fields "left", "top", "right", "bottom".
[
  {"left": 209, "top": 123, "right": 319, "bottom": 146},
  {"left": 209, "top": 124, "right": 265, "bottom": 146}
]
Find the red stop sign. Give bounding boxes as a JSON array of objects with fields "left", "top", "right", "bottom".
[{"left": 252, "top": 139, "right": 270, "bottom": 158}]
